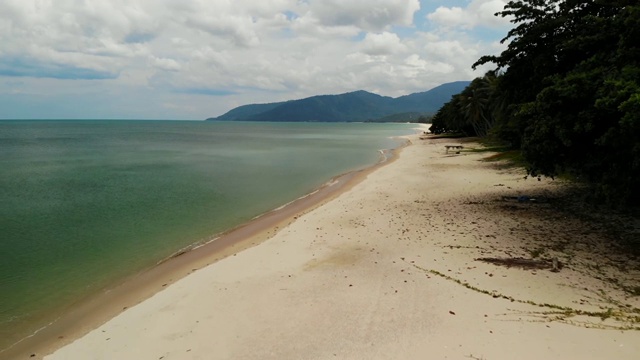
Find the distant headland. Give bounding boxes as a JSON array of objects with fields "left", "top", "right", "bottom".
[{"left": 206, "top": 81, "right": 470, "bottom": 122}]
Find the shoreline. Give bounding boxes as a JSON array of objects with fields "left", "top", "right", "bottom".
[
  {"left": 11, "top": 126, "right": 640, "bottom": 359},
  {"left": 0, "top": 129, "right": 419, "bottom": 360}
]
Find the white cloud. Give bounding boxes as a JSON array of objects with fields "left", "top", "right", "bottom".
[
  {"left": 0, "top": 0, "right": 160, "bottom": 79},
  {"left": 290, "top": 15, "right": 361, "bottom": 38},
  {"left": 149, "top": 56, "right": 181, "bottom": 72},
  {"left": 306, "top": 0, "right": 420, "bottom": 31},
  {"left": 0, "top": 0, "right": 511, "bottom": 119},
  {"left": 183, "top": 13, "right": 261, "bottom": 47},
  {"left": 427, "top": 0, "right": 510, "bottom": 29},
  {"left": 404, "top": 54, "right": 454, "bottom": 75},
  {"left": 361, "top": 32, "right": 407, "bottom": 56}
]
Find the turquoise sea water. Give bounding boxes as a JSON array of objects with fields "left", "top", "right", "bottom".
[{"left": 0, "top": 120, "right": 416, "bottom": 351}]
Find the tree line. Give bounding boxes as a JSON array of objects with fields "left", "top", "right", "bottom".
[{"left": 430, "top": 0, "right": 639, "bottom": 206}]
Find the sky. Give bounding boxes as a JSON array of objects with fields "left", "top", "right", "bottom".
[{"left": 0, "top": 0, "right": 514, "bottom": 120}]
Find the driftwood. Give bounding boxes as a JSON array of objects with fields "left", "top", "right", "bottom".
[{"left": 476, "top": 257, "right": 562, "bottom": 272}]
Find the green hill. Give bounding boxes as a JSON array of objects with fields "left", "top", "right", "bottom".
[{"left": 207, "top": 81, "right": 470, "bottom": 122}]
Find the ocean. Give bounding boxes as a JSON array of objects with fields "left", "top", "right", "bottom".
[{"left": 0, "top": 120, "right": 416, "bottom": 352}]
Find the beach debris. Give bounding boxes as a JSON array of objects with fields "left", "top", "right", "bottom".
[
  {"left": 449, "top": 310, "right": 456, "bottom": 315},
  {"left": 445, "top": 145, "right": 464, "bottom": 154},
  {"left": 475, "top": 257, "right": 563, "bottom": 271},
  {"left": 501, "top": 195, "right": 549, "bottom": 203}
]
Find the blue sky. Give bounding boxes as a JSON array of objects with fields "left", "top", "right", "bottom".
[{"left": 0, "top": 0, "right": 513, "bottom": 120}]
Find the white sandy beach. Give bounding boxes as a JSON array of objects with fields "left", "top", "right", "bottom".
[{"left": 40, "top": 127, "right": 640, "bottom": 360}]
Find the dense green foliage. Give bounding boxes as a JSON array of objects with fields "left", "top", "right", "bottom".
[
  {"left": 365, "top": 112, "right": 432, "bottom": 123},
  {"left": 429, "top": 73, "right": 501, "bottom": 137},
  {"left": 432, "top": 0, "right": 640, "bottom": 205},
  {"left": 208, "top": 81, "right": 470, "bottom": 122}
]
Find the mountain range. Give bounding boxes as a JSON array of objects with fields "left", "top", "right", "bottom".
[{"left": 207, "top": 81, "right": 470, "bottom": 122}]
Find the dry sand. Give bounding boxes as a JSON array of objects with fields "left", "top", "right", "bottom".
[{"left": 41, "top": 127, "right": 640, "bottom": 360}]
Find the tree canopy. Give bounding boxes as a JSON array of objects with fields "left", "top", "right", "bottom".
[{"left": 431, "top": 0, "right": 639, "bottom": 206}]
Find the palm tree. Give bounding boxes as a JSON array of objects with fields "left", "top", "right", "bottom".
[{"left": 460, "top": 76, "right": 492, "bottom": 136}]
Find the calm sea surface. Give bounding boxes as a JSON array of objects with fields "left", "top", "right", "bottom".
[{"left": 0, "top": 120, "right": 416, "bottom": 351}]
